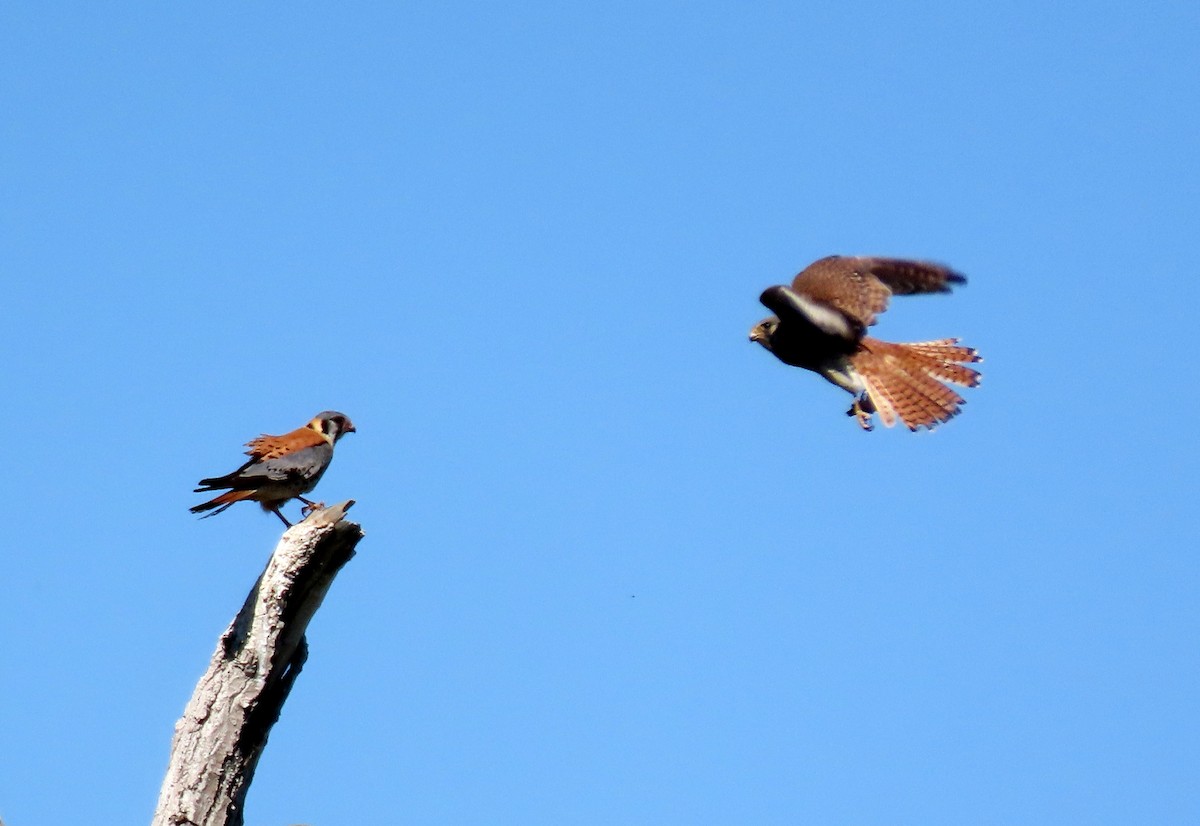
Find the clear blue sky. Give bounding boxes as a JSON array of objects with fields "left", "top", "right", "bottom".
[{"left": 2, "top": 2, "right": 1197, "bottom": 823}]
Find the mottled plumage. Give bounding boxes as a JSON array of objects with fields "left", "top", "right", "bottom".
[
  {"left": 191, "top": 411, "right": 356, "bottom": 525},
  {"left": 750, "top": 256, "right": 981, "bottom": 430}
]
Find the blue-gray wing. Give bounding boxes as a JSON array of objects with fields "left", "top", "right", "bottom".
[{"left": 235, "top": 444, "right": 333, "bottom": 484}]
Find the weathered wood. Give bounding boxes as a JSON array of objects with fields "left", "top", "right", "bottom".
[{"left": 153, "top": 502, "right": 364, "bottom": 826}]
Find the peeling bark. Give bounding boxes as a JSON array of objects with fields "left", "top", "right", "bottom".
[{"left": 153, "top": 502, "right": 364, "bottom": 826}]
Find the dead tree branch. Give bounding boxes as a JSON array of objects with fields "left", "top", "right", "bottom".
[{"left": 153, "top": 501, "right": 364, "bottom": 826}]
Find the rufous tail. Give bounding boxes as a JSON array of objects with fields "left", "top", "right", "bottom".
[
  {"left": 851, "top": 337, "right": 982, "bottom": 430},
  {"left": 190, "top": 488, "right": 256, "bottom": 517}
]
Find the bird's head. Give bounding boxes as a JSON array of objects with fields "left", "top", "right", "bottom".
[
  {"left": 749, "top": 317, "right": 778, "bottom": 350},
  {"left": 309, "top": 411, "right": 356, "bottom": 444}
]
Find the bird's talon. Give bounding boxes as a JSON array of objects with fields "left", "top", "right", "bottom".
[{"left": 849, "top": 399, "right": 874, "bottom": 431}]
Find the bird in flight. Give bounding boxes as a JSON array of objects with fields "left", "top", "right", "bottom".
[
  {"left": 191, "top": 411, "right": 356, "bottom": 526},
  {"left": 750, "top": 256, "right": 981, "bottom": 430}
]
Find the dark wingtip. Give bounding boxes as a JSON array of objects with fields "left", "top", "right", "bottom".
[
  {"left": 759, "top": 285, "right": 800, "bottom": 319},
  {"left": 758, "top": 285, "right": 782, "bottom": 308}
]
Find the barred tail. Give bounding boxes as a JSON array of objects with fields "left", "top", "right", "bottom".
[{"left": 852, "top": 337, "right": 982, "bottom": 430}]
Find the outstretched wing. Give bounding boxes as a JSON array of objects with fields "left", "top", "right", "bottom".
[
  {"left": 863, "top": 257, "right": 966, "bottom": 296},
  {"left": 792, "top": 256, "right": 965, "bottom": 328},
  {"left": 759, "top": 284, "right": 859, "bottom": 342}
]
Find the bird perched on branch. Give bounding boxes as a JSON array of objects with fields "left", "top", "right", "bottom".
[
  {"left": 749, "top": 256, "right": 982, "bottom": 430},
  {"left": 191, "top": 411, "right": 356, "bottom": 526}
]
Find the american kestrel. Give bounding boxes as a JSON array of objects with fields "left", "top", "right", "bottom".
[
  {"left": 191, "top": 411, "right": 356, "bottom": 526},
  {"left": 750, "top": 256, "right": 982, "bottom": 430}
]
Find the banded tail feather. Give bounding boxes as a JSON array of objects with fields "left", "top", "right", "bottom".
[{"left": 852, "top": 337, "right": 982, "bottom": 430}]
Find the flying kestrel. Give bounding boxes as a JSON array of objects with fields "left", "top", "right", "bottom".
[
  {"left": 191, "top": 411, "right": 356, "bottom": 526},
  {"left": 750, "top": 256, "right": 982, "bottom": 430}
]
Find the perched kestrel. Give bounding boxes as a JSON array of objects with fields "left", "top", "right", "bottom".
[
  {"left": 750, "top": 256, "right": 982, "bottom": 430},
  {"left": 191, "top": 411, "right": 356, "bottom": 526}
]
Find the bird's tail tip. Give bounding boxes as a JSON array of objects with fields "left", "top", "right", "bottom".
[{"left": 190, "top": 489, "right": 254, "bottom": 517}]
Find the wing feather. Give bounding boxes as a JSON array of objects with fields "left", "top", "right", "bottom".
[
  {"left": 791, "top": 255, "right": 965, "bottom": 328},
  {"left": 759, "top": 284, "right": 859, "bottom": 341},
  {"left": 236, "top": 444, "right": 332, "bottom": 483},
  {"left": 245, "top": 426, "right": 327, "bottom": 460},
  {"left": 864, "top": 258, "right": 965, "bottom": 296},
  {"left": 195, "top": 443, "right": 333, "bottom": 491}
]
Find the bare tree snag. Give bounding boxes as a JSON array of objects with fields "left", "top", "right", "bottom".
[{"left": 153, "top": 501, "right": 364, "bottom": 826}]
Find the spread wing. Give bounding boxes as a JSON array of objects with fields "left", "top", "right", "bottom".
[
  {"left": 759, "top": 284, "right": 859, "bottom": 342},
  {"left": 791, "top": 256, "right": 966, "bottom": 328},
  {"left": 863, "top": 257, "right": 966, "bottom": 296}
]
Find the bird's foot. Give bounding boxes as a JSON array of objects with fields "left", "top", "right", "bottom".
[
  {"left": 848, "top": 398, "right": 874, "bottom": 431},
  {"left": 300, "top": 500, "right": 327, "bottom": 518}
]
